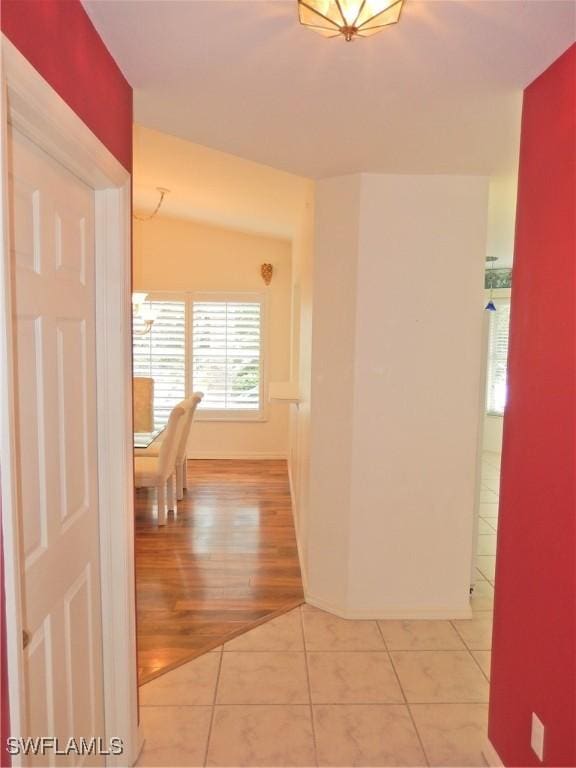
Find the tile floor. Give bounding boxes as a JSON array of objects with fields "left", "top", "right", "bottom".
[{"left": 136, "top": 453, "right": 500, "bottom": 767}]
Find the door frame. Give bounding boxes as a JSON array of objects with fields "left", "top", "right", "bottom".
[{"left": 0, "top": 37, "right": 140, "bottom": 766}]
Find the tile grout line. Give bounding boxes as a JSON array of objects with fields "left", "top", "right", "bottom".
[
  {"left": 202, "top": 646, "right": 224, "bottom": 767},
  {"left": 219, "top": 648, "right": 497, "bottom": 654},
  {"left": 469, "top": 649, "right": 492, "bottom": 685},
  {"left": 456, "top": 606, "right": 494, "bottom": 686},
  {"left": 300, "top": 605, "right": 320, "bottom": 767},
  {"left": 376, "top": 621, "right": 431, "bottom": 768},
  {"left": 449, "top": 617, "right": 493, "bottom": 689}
]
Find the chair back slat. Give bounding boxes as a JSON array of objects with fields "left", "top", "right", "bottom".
[{"left": 158, "top": 404, "right": 185, "bottom": 479}]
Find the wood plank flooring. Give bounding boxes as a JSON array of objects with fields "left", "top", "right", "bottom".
[{"left": 135, "top": 459, "right": 304, "bottom": 684}]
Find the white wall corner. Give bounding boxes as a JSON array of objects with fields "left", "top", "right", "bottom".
[{"left": 308, "top": 173, "right": 489, "bottom": 619}]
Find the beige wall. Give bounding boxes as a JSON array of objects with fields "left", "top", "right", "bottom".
[
  {"left": 133, "top": 215, "right": 292, "bottom": 458},
  {"left": 303, "top": 173, "right": 490, "bottom": 618},
  {"left": 287, "top": 181, "right": 315, "bottom": 590},
  {"left": 307, "top": 175, "right": 362, "bottom": 606},
  {"left": 486, "top": 172, "right": 518, "bottom": 266}
]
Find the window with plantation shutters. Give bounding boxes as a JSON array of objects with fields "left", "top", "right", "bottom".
[
  {"left": 486, "top": 299, "right": 511, "bottom": 415},
  {"left": 191, "top": 298, "right": 263, "bottom": 414},
  {"left": 133, "top": 300, "right": 186, "bottom": 428}
]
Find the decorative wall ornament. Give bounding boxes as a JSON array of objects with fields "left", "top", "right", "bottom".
[
  {"left": 261, "top": 263, "right": 273, "bottom": 286},
  {"left": 485, "top": 268, "right": 512, "bottom": 289}
]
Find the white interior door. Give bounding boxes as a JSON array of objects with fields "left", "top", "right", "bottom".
[{"left": 8, "top": 126, "right": 105, "bottom": 766}]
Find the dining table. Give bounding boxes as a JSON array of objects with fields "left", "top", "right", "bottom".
[{"left": 133, "top": 428, "right": 164, "bottom": 449}]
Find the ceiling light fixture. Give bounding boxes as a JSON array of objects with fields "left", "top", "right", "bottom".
[
  {"left": 485, "top": 256, "right": 498, "bottom": 312},
  {"left": 298, "top": 0, "right": 405, "bottom": 41}
]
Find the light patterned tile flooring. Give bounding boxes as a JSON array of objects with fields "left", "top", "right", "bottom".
[{"left": 137, "top": 453, "right": 499, "bottom": 767}]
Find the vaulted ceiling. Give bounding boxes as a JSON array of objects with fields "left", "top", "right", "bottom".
[{"left": 132, "top": 124, "right": 310, "bottom": 239}]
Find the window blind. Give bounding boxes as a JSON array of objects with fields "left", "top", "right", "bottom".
[
  {"left": 486, "top": 300, "right": 511, "bottom": 415},
  {"left": 192, "top": 300, "right": 262, "bottom": 412},
  {"left": 133, "top": 300, "right": 186, "bottom": 428}
]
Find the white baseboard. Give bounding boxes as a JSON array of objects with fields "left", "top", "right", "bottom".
[
  {"left": 482, "top": 739, "right": 504, "bottom": 767},
  {"left": 188, "top": 451, "right": 288, "bottom": 460},
  {"left": 304, "top": 593, "right": 473, "bottom": 620},
  {"left": 287, "top": 460, "right": 308, "bottom": 594}
]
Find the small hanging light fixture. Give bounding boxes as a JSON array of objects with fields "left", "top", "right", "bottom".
[
  {"left": 485, "top": 297, "right": 497, "bottom": 312},
  {"left": 132, "top": 293, "right": 159, "bottom": 335},
  {"left": 133, "top": 187, "right": 170, "bottom": 222},
  {"left": 485, "top": 256, "right": 497, "bottom": 312},
  {"left": 298, "top": 0, "right": 405, "bottom": 41}
]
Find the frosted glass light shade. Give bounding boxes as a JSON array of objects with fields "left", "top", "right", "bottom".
[
  {"left": 298, "top": 0, "right": 405, "bottom": 40},
  {"left": 140, "top": 305, "right": 159, "bottom": 323}
]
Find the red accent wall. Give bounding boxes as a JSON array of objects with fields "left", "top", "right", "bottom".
[
  {"left": 0, "top": 2, "right": 133, "bottom": 763},
  {"left": 0, "top": 0, "right": 132, "bottom": 171},
  {"left": 489, "top": 43, "right": 576, "bottom": 767}
]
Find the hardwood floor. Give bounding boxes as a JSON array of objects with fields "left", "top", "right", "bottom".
[{"left": 135, "top": 459, "right": 304, "bottom": 684}]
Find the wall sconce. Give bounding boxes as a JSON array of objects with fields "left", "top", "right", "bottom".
[
  {"left": 132, "top": 292, "right": 158, "bottom": 335},
  {"left": 261, "top": 264, "right": 273, "bottom": 286}
]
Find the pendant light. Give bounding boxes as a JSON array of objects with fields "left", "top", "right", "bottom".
[{"left": 485, "top": 256, "right": 497, "bottom": 311}]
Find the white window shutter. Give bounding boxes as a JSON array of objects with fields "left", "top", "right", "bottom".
[
  {"left": 133, "top": 300, "right": 186, "bottom": 428},
  {"left": 192, "top": 300, "right": 262, "bottom": 412},
  {"left": 486, "top": 300, "right": 511, "bottom": 415}
]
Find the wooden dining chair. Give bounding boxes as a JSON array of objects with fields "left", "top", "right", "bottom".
[
  {"left": 134, "top": 403, "right": 185, "bottom": 526},
  {"left": 135, "top": 392, "right": 203, "bottom": 501}
]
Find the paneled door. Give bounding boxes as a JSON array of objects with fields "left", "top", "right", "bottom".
[{"left": 8, "top": 126, "right": 105, "bottom": 765}]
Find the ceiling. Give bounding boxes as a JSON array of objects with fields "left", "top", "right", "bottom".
[
  {"left": 84, "top": 0, "right": 574, "bottom": 180},
  {"left": 132, "top": 124, "right": 310, "bottom": 239}
]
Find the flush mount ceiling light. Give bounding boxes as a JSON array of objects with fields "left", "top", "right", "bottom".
[{"left": 298, "top": 0, "right": 405, "bottom": 41}]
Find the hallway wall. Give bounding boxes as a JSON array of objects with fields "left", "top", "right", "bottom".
[
  {"left": 0, "top": 1, "right": 133, "bottom": 758},
  {"left": 1, "top": 0, "right": 132, "bottom": 171},
  {"left": 489, "top": 43, "right": 576, "bottom": 768},
  {"left": 288, "top": 183, "right": 315, "bottom": 587},
  {"left": 305, "top": 172, "right": 489, "bottom": 617}
]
